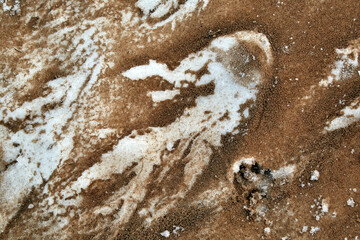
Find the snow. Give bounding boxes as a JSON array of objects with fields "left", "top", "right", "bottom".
[
  {"left": 151, "top": 0, "right": 178, "bottom": 18},
  {"left": 0, "top": 17, "right": 106, "bottom": 233},
  {"left": 310, "top": 226, "right": 320, "bottom": 235},
  {"left": 36, "top": 30, "right": 274, "bottom": 228},
  {"left": 319, "top": 41, "right": 359, "bottom": 87},
  {"left": 123, "top": 59, "right": 196, "bottom": 86},
  {"left": 232, "top": 157, "right": 256, "bottom": 173},
  {"left": 160, "top": 230, "right": 170, "bottom": 238},
  {"left": 136, "top": 0, "right": 162, "bottom": 15},
  {"left": 148, "top": 89, "right": 180, "bottom": 102},
  {"left": 172, "top": 226, "right": 185, "bottom": 235},
  {"left": 211, "top": 36, "right": 238, "bottom": 51},
  {"left": 166, "top": 142, "right": 174, "bottom": 151},
  {"left": 0, "top": 0, "right": 277, "bottom": 231},
  {"left": 0, "top": 0, "right": 20, "bottom": 15},
  {"left": 324, "top": 97, "right": 360, "bottom": 132},
  {"left": 136, "top": 0, "right": 210, "bottom": 30},
  {"left": 347, "top": 198, "right": 355, "bottom": 207},
  {"left": 301, "top": 225, "right": 308, "bottom": 233},
  {"left": 321, "top": 199, "right": 329, "bottom": 213},
  {"left": 271, "top": 165, "right": 296, "bottom": 179},
  {"left": 194, "top": 182, "right": 231, "bottom": 207},
  {"left": 310, "top": 170, "right": 320, "bottom": 181}
]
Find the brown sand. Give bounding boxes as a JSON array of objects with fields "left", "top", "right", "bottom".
[{"left": 0, "top": 0, "right": 359, "bottom": 239}]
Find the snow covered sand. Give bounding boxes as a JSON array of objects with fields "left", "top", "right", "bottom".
[{"left": 1, "top": 0, "right": 360, "bottom": 239}]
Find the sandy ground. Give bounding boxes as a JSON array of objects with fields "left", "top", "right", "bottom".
[{"left": 0, "top": 0, "right": 359, "bottom": 239}]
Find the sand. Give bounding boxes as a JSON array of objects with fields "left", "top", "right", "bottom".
[{"left": 0, "top": 0, "right": 359, "bottom": 239}]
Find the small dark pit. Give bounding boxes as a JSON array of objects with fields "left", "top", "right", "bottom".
[
  {"left": 239, "top": 164, "right": 247, "bottom": 179},
  {"left": 246, "top": 189, "right": 259, "bottom": 201},
  {"left": 264, "top": 169, "right": 272, "bottom": 176},
  {"left": 239, "top": 164, "right": 246, "bottom": 171},
  {"left": 251, "top": 162, "right": 261, "bottom": 174}
]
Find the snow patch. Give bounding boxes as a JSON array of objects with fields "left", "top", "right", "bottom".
[
  {"left": 324, "top": 97, "right": 360, "bottom": 132},
  {"left": 148, "top": 89, "right": 180, "bottom": 102},
  {"left": 0, "top": 0, "right": 20, "bottom": 15},
  {"left": 271, "top": 165, "right": 296, "bottom": 179},
  {"left": 136, "top": 0, "right": 162, "bottom": 15},
  {"left": 301, "top": 225, "right": 308, "bottom": 233},
  {"left": 232, "top": 157, "right": 256, "bottom": 173},
  {"left": 310, "top": 170, "right": 320, "bottom": 181},
  {"left": 160, "top": 230, "right": 170, "bottom": 238},
  {"left": 321, "top": 199, "right": 329, "bottom": 213},
  {"left": 319, "top": 40, "right": 359, "bottom": 87},
  {"left": 310, "top": 226, "right": 320, "bottom": 235},
  {"left": 347, "top": 198, "right": 355, "bottom": 207}
]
